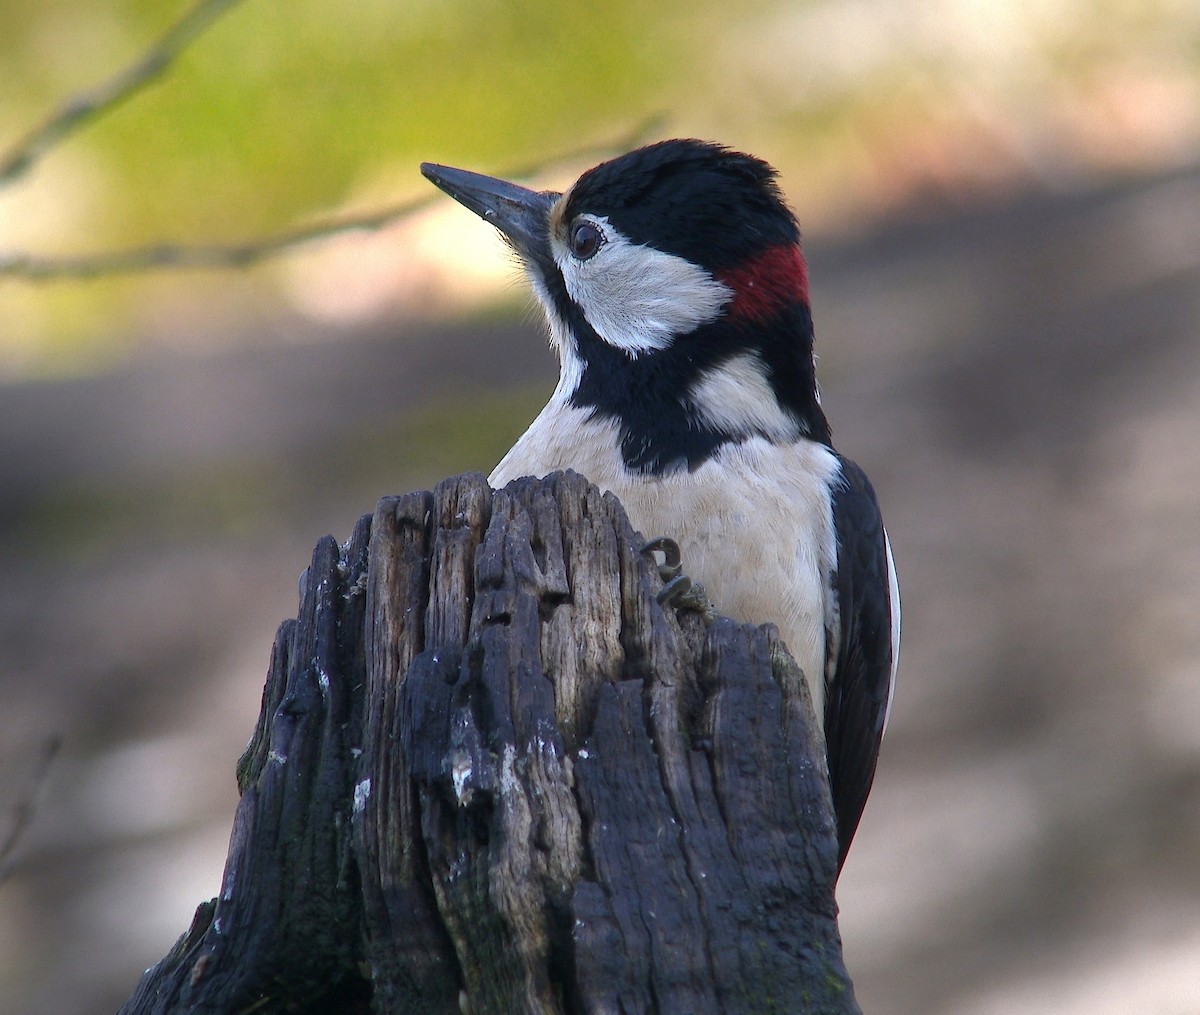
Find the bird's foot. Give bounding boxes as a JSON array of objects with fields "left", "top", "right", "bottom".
[{"left": 640, "top": 536, "right": 717, "bottom": 624}]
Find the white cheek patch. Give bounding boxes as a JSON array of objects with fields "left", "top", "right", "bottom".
[
  {"left": 556, "top": 219, "right": 732, "bottom": 355},
  {"left": 686, "top": 352, "right": 801, "bottom": 441}
]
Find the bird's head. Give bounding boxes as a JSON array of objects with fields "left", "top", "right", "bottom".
[{"left": 422, "top": 139, "right": 829, "bottom": 473}]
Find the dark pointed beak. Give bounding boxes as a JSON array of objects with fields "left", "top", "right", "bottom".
[{"left": 420, "top": 162, "right": 558, "bottom": 271}]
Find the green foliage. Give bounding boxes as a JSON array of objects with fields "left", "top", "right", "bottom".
[
  {"left": 4, "top": 0, "right": 686, "bottom": 239},
  {"left": 1, "top": 0, "right": 1196, "bottom": 369},
  {"left": 0, "top": 0, "right": 705, "bottom": 366}
]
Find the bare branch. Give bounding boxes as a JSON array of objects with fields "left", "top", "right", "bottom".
[
  {"left": 498, "top": 111, "right": 666, "bottom": 182},
  {"left": 0, "top": 736, "right": 61, "bottom": 883},
  {"left": 0, "top": 198, "right": 433, "bottom": 279},
  {"left": 0, "top": 115, "right": 666, "bottom": 282},
  {"left": 0, "top": 0, "right": 247, "bottom": 186}
]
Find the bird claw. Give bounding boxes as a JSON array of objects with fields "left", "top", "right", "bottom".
[
  {"left": 640, "top": 535, "right": 683, "bottom": 582},
  {"left": 658, "top": 574, "right": 717, "bottom": 621},
  {"left": 639, "top": 537, "right": 717, "bottom": 624}
]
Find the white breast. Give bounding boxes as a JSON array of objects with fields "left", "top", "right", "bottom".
[{"left": 490, "top": 397, "right": 841, "bottom": 719}]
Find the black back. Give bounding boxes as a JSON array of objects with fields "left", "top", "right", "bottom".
[{"left": 826, "top": 455, "right": 895, "bottom": 871}]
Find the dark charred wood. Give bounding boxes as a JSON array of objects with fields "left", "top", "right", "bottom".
[{"left": 118, "top": 471, "right": 860, "bottom": 1015}]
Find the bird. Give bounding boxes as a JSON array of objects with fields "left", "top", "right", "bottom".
[{"left": 421, "top": 139, "right": 899, "bottom": 873}]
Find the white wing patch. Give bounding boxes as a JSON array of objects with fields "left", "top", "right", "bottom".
[
  {"left": 881, "top": 528, "right": 901, "bottom": 735},
  {"left": 553, "top": 216, "right": 732, "bottom": 355}
]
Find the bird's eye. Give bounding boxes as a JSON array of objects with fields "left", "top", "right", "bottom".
[{"left": 569, "top": 220, "right": 604, "bottom": 260}]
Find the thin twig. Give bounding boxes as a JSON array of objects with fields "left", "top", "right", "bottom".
[
  {"left": 0, "top": 0, "right": 247, "bottom": 186},
  {"left": 0, "top": 736, "right": 62, "bottom": 883},
  {"left": 0, "top": 115, "right": 666, "bottom": 282},
  {"left": 501, "top": 111, "right": 666, "bottom": 182},
  {"left": 0, "top": 198, "right": 433, "bottom": 279}
]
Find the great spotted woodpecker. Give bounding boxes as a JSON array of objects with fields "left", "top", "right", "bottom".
[{"left": 422, "top": 139, "right": 899, "bottom": 871}]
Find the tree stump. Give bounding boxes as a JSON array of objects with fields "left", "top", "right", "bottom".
[{"left": 119, "top": 471, "right": 860, "bottom": 1015}]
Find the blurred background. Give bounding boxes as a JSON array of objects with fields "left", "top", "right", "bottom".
[{"left": 1, "top": 0, "right": 1199, "bottom": 1011}]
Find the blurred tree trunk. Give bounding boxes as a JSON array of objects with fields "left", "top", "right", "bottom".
[{"left": 118, "top": 471, "right": 860, "bottom": 1015}]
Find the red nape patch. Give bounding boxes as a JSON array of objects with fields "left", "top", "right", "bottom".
[{"left": 718, "top": 244, "right": 810, "bottom": 321}]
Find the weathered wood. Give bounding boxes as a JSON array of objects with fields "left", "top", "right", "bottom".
[{"left": 119, "top": 471, "right": 860, "bottom": 1015}]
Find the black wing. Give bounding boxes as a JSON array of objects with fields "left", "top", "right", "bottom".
[{"left": 826, "top": 455, "right": 898, "bottom": 874}]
